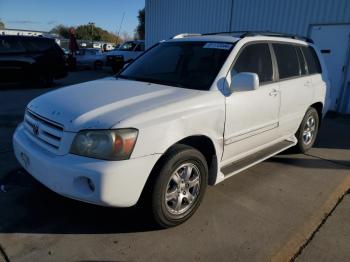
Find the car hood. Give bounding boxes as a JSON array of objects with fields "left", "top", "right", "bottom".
[{"left": 27, "top": 77, "right": 199, "bottom": 132}]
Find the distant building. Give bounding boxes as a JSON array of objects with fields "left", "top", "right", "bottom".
[{"left": 146, "top": 0, "right": 350, "bottom": 113}]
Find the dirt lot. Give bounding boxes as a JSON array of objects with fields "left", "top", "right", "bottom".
[{"left": 0, "top": 71, "right": 349, "bottom": 262}]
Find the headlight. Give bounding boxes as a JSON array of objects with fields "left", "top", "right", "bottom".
[{"left": 70, "top": 129, "right": 138, "bottom": 160}]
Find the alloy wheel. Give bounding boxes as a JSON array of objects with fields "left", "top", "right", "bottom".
[{"left": 164, "top": 163, "right": 201, "bottom": 215}]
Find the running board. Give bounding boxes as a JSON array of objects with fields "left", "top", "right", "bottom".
[{"left": 221, "top": 139, "right": 296, "bottom": 177}]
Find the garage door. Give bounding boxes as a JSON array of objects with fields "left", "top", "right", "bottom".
[{"left": 310, "top": 24, "right": 350, "bottom": 113}]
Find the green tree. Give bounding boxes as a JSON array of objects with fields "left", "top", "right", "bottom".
[
  {"left": 0, "top": 20, "right": 5, "bottom": 29},
  {"left": 75, "top": 24, "right": 121, "bottom": 43},
  {"left": 135, "top": 8, "right": 145, "bottom": 40},
  {"left": 50, "top": 24, "right": 70, "bottom": 38},
  {"left": 50, "top": 23, "right": 121, "bottom": 43}
]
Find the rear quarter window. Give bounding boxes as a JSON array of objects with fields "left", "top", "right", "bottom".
[
  {"left": 302, "top": 46, "right": 322, "bottom": 74},
  {"left": 272, "top": 43, "right": 300, "bottom": 79}
]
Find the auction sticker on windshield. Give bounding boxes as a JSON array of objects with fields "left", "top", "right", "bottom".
[{"left": 203, "top": 43, "right": 232, "bottom": 50}]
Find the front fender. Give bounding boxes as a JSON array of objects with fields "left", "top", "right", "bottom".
[{"left": 114, "top": 91, "right": 226, "bottom": 160}]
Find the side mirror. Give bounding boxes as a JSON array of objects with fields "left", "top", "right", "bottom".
[{"left": 230, "top": 72, "right": 259, "bottom": 92}]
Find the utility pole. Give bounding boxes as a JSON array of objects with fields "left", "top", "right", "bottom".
[
  {"left": 88, "top": 22, "right": 95, "bottom": 47},
  {"left": 117, "top": 12, "right": 125, "bottom": 39}
]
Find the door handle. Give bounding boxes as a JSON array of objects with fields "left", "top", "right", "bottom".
[{"left": 269, "top": 89, "right": 278, "bottom": 97}]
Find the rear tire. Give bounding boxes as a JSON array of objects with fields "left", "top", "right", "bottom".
[
  {"left": 294, "top": 107, "right": 319, "bottom": 153},
  {"left": 151, "top": 144, "right": 208, "bottom": 228}
]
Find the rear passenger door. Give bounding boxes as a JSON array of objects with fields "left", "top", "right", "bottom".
[
  {"left": 272, "top": 43, "right": 314, "bottom": 137},
  {"left": 223, "top": 43, "right": 281, "bottom": 162}
]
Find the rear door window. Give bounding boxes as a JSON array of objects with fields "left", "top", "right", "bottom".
[
  {"left": 232, "top": 43, "right": 273, "bottom": 84},
  {"left": 302, "top": 46, "right": 322, "bottom": 74},
  {"left": 0, "top": 37, "right": 26, "bottom": 53},
  {"left": 273, "top": 43, "right": 300, "bottom": 79},
  {"left": 22, "top": 38, "right": 52, "bottom": 52}
]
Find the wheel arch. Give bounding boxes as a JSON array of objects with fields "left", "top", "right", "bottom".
[
  {"left": 138, "top": 135, "right": 218, "bottom": 205},
  {"left": 310, "top": 101, "right": 324, "bottom": 125}
]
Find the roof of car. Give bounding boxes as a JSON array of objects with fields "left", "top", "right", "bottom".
[
  {"left": 166, "top": 32, "right": 311, "bottom": 46},
  {"left": 0, "top": 35, "right": 55, "bottom": 41}
]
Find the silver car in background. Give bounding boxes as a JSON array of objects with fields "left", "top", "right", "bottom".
[{"left": 75, "top": 48, "right": 105, "bottom": 70}]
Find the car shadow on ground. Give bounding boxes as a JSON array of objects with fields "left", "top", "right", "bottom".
[{"left": 0, "top": 168, "right": 160, "bottom": 234}]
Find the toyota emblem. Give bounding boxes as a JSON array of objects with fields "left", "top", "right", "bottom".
[{"left": 32, "top": 123, "right": 39, "bottom": 136}]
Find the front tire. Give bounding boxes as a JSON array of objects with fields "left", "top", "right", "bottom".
[
  {"left": 295, "top": 107, "right": 319, "bottom": 153},
  {"left": 152, "top": 144, "right": 208, "bottom": 228}
]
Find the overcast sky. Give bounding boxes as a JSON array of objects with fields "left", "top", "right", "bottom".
[{"left": 0, "top": 0, "right": 145, "bottom": 35}]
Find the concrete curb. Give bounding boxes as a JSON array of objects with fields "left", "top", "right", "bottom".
[{"left": 271, "top": 176, "right": 350, "bottom": 262}]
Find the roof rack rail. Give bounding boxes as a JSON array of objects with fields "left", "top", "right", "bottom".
[
  {"left": 239, "top": 31, "right": 314, "bottom": 43},
  {"left": 171, "top": 31, "right": 245, "bottom": 39},
  {"left": 170, "top": 31, "right": 314, "bottom": 43},
  {"left": 172, "top": 33, "right": 202, "bottom": 39},
  {"left": 201, "top": 31, "right": 248, "bottom": 36}
]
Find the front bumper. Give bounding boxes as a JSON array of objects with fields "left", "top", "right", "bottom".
[{"left": 13, "top": 124, "right": 161, "bottom": 207}]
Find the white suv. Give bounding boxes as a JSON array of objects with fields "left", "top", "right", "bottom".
[{"left": 13, "top": 32, "right": 330, "bottom": 227}]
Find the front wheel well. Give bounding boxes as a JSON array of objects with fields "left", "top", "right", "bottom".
[
  {"left": 177, "top": 136, "right": 218, "bottom": 185},
  {"left": 142, "top": 135, "right": 218, "bottom": 201},
  {"left": 310, "top": 102, "right": 323, "bottom": 125}
]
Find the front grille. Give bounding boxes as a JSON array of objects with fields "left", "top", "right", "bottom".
[{"left": 23, "top": 109, "right": 64, "bottom": 152}]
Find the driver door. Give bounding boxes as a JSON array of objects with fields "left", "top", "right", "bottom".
[{"left": 222, "top": 43, "right": 281, "bottom": 162}]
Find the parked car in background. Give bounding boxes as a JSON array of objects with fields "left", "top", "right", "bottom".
[
  {"left": 75, "top": 48, "right": 105, "bottom": 70},
  {"left": 13, "top": 32, "right": 330, "bottom": 228},
  {"left": 105, "top": 40, "right": 145, "bottom": 72},
  {"left": 0, "top": 35, "right": 68, "bottom": 87}
]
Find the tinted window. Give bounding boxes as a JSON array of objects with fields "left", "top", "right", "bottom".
[
  {"left": 0, "top": 37, "right": 26, "bottom": 53},
  {"left": 119, "top": 41, "right": 137, "bottom": 51},
  {"left": 296, "top": 47, "right": 307, "bottom": 75},
  {"left": 120, "top": 41, "right": 234, "bottom": 91},
  {"left": 232, "top": 43, "right": 273, "bottom": 83},
  {"left": 302, "top": 46, "right": 322, "bottom": 74},
  {"left": 22, "top": 38, "right": 52, "bottom": 52},
  {"left": 273, "top": 44, "right": 300, "bottom": 79}
]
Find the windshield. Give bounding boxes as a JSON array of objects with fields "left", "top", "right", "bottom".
[
  {"left": 119, "top": 41, "right": 234, "bottom": 91},
  {"left": 119, "top": 41, "right": 137, "bottom": 51}
]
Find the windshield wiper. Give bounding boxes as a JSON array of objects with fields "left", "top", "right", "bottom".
[{"left": 116, "top": 75, "right": 136, "bottom": 80}]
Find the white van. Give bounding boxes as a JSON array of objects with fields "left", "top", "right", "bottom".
[{"left": 13, "top": 32, "right": 330, "bottom": 227}]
